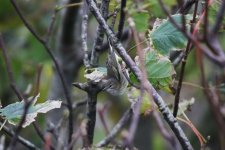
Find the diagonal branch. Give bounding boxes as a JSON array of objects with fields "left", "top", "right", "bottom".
[
  {"left": 97, "top": 108, "right": 132, "bottom": 147},
  {"left": 85, "top": 0, "right": 193, "bottom": 149}
]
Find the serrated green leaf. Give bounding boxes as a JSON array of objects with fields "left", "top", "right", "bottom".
[
  {"left": 129, "top": 52, "right": 175, "bottom": 94},
  {"left": 0, "top": 94, "right": 61, "bottom": 128},
  {"left": 145, "top": 51, "right": 175, "bottom": 93},
  {"left": 149, "top": 14, "right": 193, "bottom": 55}
]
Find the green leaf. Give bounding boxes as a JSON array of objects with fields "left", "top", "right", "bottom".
[
  {"left": 132, "top": 12, "right": 149, "bottom": 32},
  {"left": 146, "top": 0, "right": 176, "bottom": 17},
  {"left": 145, "top": 51, "right": 175, "bottom": 93},
  {"left": 209, "top": 0, "right": 225, "bottom": 31},
  {"left": 0, "top": 94, "right": 62, "bottom": 128},
  {"left": 149, "top": 14, "right": 193, "bottom": 55},
  {"left": 127, "top": 87, "right": 152, "bottom": 114}
]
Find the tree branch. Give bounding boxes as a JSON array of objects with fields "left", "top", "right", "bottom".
[
  {"left": 173, "top": 0, "right": 199, "bottom": 117},
  {"left": 0, "top": 34, "right": 23, "bottom": 101},
  {"left": 0, "top": 122, "right": 40, "bottom": 150},
  {"left": 210, "top": 0, "right": 225, "bottom": 35},
  {"left": 85, "top": 0, "right": 193, "bottom": 149},
  {"left": 97, "top": 109, "right": 132, "bottom": 147},
  {"left": 9, "top": 0, "right": 76, "bottom": 146},
  {"left": 90, "top": 0, "right": 110, "bottom": 66},
  {"left": 117, "top": 0, "right": 127, "bottom": 40}
]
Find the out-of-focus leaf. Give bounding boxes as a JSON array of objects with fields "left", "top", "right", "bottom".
[
  {"left": 218, "top": 83, "right": 225, "bottom": 95},
  {"left": 132, "top": 12, "right": 149, "bottom": 32},
  {"left": 209, "top": 0, "right": 225, "bottom": 30},
  {"left": 0, "top": 94, "right": 61, "bottom": 128},
  {"left": 149, "top": 14, "right": 192, "bottom": 55},
  {"left": 84, "top": 67, "right": 107, "bottom": 83},
  {"left": 145, "top": 0, "right": 176, "bottom": 17},
  {"left": 145, "top": 51, "right": 176, "bottom": 93},
  {"left": 177, "top": 97, "right": 195, "bottom": 116},
  {"left": 127, "top": 87, "right": 152, "bottom": 114}
]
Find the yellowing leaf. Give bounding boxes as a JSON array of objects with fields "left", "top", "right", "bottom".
[{"left": 127, "top": 87, "right": 152, "bottom": 114}]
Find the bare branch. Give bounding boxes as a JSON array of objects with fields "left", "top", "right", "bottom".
[
  {"left": 173, "top": 0, "right": 199, "bottom": 117},
  {"left": 0, "top": 33, "right": 34, "bottom": 149},
  {"left": 0, "top": 34, "right": 23, "bottom": 101},
  {"left": 90, "top": 0, "right": 110, "bottom": 66},
  {"left": 210, "top": 0, "right": 225, "bottom": 35},
  {"left": 81, "top": 1, "right": 90, "bottom": 68},
  {"left": 85, "top": 0, "right": 193, "bottom": 149},
  {"left": 9, "top": 0, "right": 74, "bottom": 145},
  {"left": 0, "top": 122, "right": 39, "bottom": 150},
  {"left": 152, "top": 111, "right": 179, "bottom": 150},
  {"left": 97, "top": 109, "right": 132, "bottom": 147},
  {"left": 117, "top": 0, "right": 127, "bottom": 40}
]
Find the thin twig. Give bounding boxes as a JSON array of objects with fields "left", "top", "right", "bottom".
[
  {"left": 56, "top": 2, "right": 83, "bottom": 11},
  {"left": 117, "top": 0, "right": 127, "bottom": 40},
  {"left": 177, "top": 0, "right": 197, "bottom": 14},
  {"left": 90, "top": 0, "right": 110, "bottom": 66},
  {"left": 173, "top": 0, "right": 199, "bottom": 117},
  {"left": 98, "top": 28, "right": 130, "bottom": 52},
  {"left": 197, "top": 46, "right": 225, "bottom": 150},
  {"left": 45, "top": 9, "right": 57, "bottom": 44},
  {"left": 9, "top": 0, "right": 74, "bottom": 145},
  {"left": 0, "top": 34, "right": 33, "bottom": 149},
  {"left": 8, "top": 101, "right": 33, "bottom": 149},
  {"left": 0, "top": 122, "right": 40, "bottom": 150},
  {"left": 98, "top": 104, "right": 110, "bottom": 134},
  {"left": 210, "top": 0, "right": 225, "bottom": 35},
  {"left": 97, "top": 109, "right": 132, "bottom": 147},
  {"left": 0, "top": 34, "right": 23, "bottom": 101},
  {"left": 31, "top": 66, "right": 55, "bottom": 149},
  {"left": 124, "top": 19, "right": 144, "bottom": 147},
  {"left": 203, "top": 0, "right": 209, "bottom": 41},
  {"left": 110, "top": 7, "right": 120, "bottom": 29},
  {"left": 125, "top": 95, "right": 143, "bottom": 148},
  {"left": 152, "top": 111, "right": 179, "bottom": 150}
]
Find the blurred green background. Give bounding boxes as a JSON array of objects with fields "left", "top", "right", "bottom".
[{"left": 0, "top": 0, "right": 225, "bottom": 150}]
